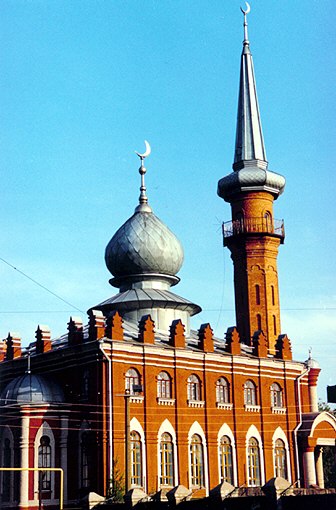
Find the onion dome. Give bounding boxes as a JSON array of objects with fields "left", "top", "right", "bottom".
[
  {"left": 105, "top": 209, "right": 184, "bottom": 286},
  {"left": 105, "top": 142, "right": 184, "bottom": 289},
  {"left": 217, "top": 3, "right": 285, "bottom": 202},
  {"left": 0, "top": 373, "right": 64, "bottom": 406}
]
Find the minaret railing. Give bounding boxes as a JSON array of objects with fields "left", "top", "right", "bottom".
[{"left": 222, "top": 218, "right": 285, "bottom": 242}]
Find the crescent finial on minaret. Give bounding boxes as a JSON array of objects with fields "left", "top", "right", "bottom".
[
  {"left": 135, "top": 140, "right": 151, "bottom": 160},
  {"left": 240, "top": 2, "right": 251, "bottom": 44},
  {"left": 134, "top": 140, "right": 152, "bottom": 212}
]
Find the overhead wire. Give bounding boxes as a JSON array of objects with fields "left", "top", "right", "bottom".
[{"left": 0, "top": 256, "right": 85, "bottom": 314}]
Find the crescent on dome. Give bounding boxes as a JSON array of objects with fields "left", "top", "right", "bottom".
[
  {"left": 240, "top": 2, "right": 251, "bottom": 15},
  {"left": 135, "top": 140, "right": 151, "bottom": 160}
]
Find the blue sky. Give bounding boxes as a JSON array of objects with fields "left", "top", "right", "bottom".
[{"left": 1, "top": 1, "right": 335, "bottom": 400}]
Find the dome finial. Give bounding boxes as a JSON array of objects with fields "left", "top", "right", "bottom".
[
  {"left": 134, "top": 140, "right": 152, "bottom": 212},
  {"left": 240, "top": 2, "right": 251, "bottom": 45}
]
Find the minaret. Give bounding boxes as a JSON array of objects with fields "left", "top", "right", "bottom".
[{"left": 217, "top": 4, "right": 286, "bottom": 354}]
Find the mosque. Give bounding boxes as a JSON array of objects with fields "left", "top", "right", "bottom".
[{"left": 1, "top": 6, "right": 336, "bottom": 510}]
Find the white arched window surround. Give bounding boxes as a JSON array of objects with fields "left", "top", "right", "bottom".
[
  {"left": 245, "top": 425, "right": 265, "bottom": 486},
  {"left": 130, "top": 417, "right": 147, "bottom": 492},
  {"left": 188, "top": 421, "right": 209, "bottom": 495},
  {"left": 34, "top": 422, "right": 56, "bottom": 503},
  {"left": 157, "top": 419, "right": 178, "bottom": 489},
  {"left": 79, "top": 421, "right": 91, "bottom": 489},
  {"left": 0, "top": 426, "right": 15, "bottom": 503},
  {"left": 272, "top": 427, "right": 291, "bottom": 482},
  {"left": 217, "top": 423, "right": 237, "bottom": 486}
]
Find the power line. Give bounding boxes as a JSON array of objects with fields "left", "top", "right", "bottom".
[{"left": 0, "top": 256, "right": 85, "bottom": 314}]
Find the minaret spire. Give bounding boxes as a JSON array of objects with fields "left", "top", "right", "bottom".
[{"left": 233, "top": 2, "right": 267, "bottom": 170}]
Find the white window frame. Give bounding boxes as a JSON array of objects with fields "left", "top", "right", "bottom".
[
  {"left": 129, "top": 417, "right": 147, "bottom": 492},
  {"left": 272, "top": 427, "right": 291, "bottom": 482},
  {"left": 187, "top": 421, "right": 209, "bottom": 495},
  {"left": 157, "top": 419, "right": 178, "bottom": 490},
  {"left": 245, "top": 425, "right": 265, "bottom": 487},
  {"left": 34, "top": 422, "right": 56, "bottom": 504},
  {"left": 217, "top": 423, "right": 237, "bottom": 486}
]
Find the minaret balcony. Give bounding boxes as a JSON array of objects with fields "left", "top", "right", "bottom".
[{"left": 222, "top": 218, "right": 285, "bottom": 246}]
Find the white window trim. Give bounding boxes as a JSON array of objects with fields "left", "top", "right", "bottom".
[
  {"left": 217, "top": 423, "right": 237, "bottom": 486},
  {"left": 0, "top": 426, "right": 15, "bottom": 503},
  {"left": 157, "top": 419, "right": 178, "bottom": 490},
  {"left": 130, "top": 417, "right": 147, "bottom": 492},
  {"left": 245, "top": 425, "right": 265, "bottom": 487},
  {"left": 272, "top": 427, "right": 291, "bottom": 482},
  {"left": 187, "top": 421, "right": 209, "bottom": 496},
  {"left": 33, "top": 422, "right": 56, "bottom": 504}
]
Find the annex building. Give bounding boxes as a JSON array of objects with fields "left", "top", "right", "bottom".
[{"left": 1, "top": 7, "right": 336, "bottom": 510}]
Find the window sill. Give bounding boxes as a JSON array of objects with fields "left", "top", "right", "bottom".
[
  {"left": 187, "top": 400, "right": 205, "bottom": 408},
  {"left": 271, "top": 406, "right": 287, "bottom": 414},
  {"left": 130, "top": 396, "right": 144, "bottom": 404},
  {"left": 157, "top": 397, "right": 175, "bottom": 406},
  {"left": 244, "top": 404, "right": 260, "bottom": 413},
  {"left": 216, "top": 402, "right": 233, "bottom": 410}
]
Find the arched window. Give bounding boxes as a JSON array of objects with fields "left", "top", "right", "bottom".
[
  {"left": 2, "top": 438, "right": 11, "bottom": 502},
  {"left": 38, "top": 436, "right": 51, "bottom": 491},
  {"left": 187, "top": 374, "right": 201, "bottom": 401},
  {"left": 125, "top": 368, "right": 140, "bottom": 395},
  {"left": 160, "top": 433, "right": 174, "bottom": 486},
  {"left": 256, "top": 314, "right": 262, "bottom": 331},
  {"left": 264, "top": 211, "right": 272, "bottom": 232},
  {"left": 247, "top": 437, "right": 261, "bottom": 486},
  {"left": 273, "top": 315, "right": 277, "bottom": 335},
  {"left": 80, "top": 432, "right": 90, "bottom": 488},
  {"left": 219, "top": 436, "right": 233, "bottom": 484},
  {"left": 216, "top": 377, "right": 230, "bottom": 404},
  {"left": 271, "top": 285, "right": 275, "bottom": 306},
  {"left": 244, "top": 380, "right": 257, "bottom": 406},
  {"left": 190, "top": 434, "right": 204, "bottom": 487},
  {"left": 255, "top": 285, "right": 260, "bottom": 305},
  {"left": 270, "top": 383, "right": 283, "bottom": 408},
  {"left": 157, "top": 372, "right": 171, "bottom": 399},
  {"left": 130, "top": 431, "right": 142, "bottom": 487},
  {"left": 274, "top": 439, "right": 287, "bottom": 479}
]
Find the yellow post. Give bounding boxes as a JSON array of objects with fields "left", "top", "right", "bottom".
[{"left": 0, "top": 467, "right": 63, "bottom": 509}]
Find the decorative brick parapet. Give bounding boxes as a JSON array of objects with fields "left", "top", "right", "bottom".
[
  {"left": 0, "top": 339, "right": 6, "bottom": 362},
  {"left": 225, "top": 327, "right": 241, "bottom": 355},
  {"left": 198, "top": 323, "right": 214, "bottom": 353},
  {"left": 68, "top": 316, "right": 84, "bottom": 346},
  {"left": 88, "top": 310, "right": 105, "bottom": 341},
  {"left": 5, "top": 332, "right": 21, "bottom": 360},
  {"left": 138, "top": 314, "right": 155, "bottom": 344},
  {"left": 169, "top": 319, "right": 185, "bottom": 348},
  {"left": 105, "top": 311, "right": 124, "bottom": 341},
  {"left": 252, "top": 330, "right": 268, "bottom": 358},
  {"left": 35, "top": 325, "right": 52, "bottom": 354},
  {"left": 275, "top": 334, "right": 292, "bottom": 360}
]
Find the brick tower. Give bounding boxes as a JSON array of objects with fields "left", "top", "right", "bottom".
[{"left": 217, "top": 6, "right": 286, "bottom": 354}]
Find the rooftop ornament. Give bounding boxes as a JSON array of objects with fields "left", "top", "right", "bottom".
[
  {"left": 135, "top": 140, "right": 152, "bottom": 213},
  {"left": 240, "top": 2, "right": 251, "bottom": 44}
]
